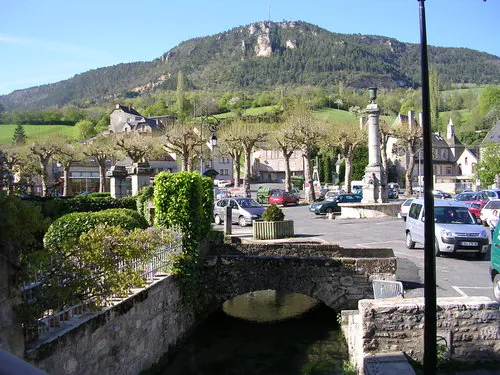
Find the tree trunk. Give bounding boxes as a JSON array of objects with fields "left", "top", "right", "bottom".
[
  {"left": 63, "top": 166, "right": 71, "bottom": 196},
  {"left": 284, "top": 153, "right": 292, "bottom": 193},
  {"left": 234, "top": 152, "right": 242, "bottom": 187},
  {"left": 98, "top": 163, "right": 106, "bottom": 193},
  {"left": 405, "top": 142, "right": 416, "bottom": 195},
  {"left": 303, "top": 146, "right": 316, "bottom": 202},
  {"left": 344, "top": 155, "right": 353, "bottom": 193},
  {"left": 40, "top": 162, "right": 49, "bottom": 197},
  {"left": 243, "top": 148, "right": 252, "bottom": 198}
]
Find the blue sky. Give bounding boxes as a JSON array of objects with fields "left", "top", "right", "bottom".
[{"left": 1, "top": 0, "right": 498, "bottom": 96}]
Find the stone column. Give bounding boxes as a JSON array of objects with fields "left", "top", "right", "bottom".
[
  {"left": 128, "top": 163, "right": 152, "bottom": 196},
  {"left": 362, "top": 101, "right": 387, "bottom": 203},
  {"left": 106, "top": 166, "right": 128, "bottom": 198}
]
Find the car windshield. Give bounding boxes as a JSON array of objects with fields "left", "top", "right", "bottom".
[
  {"left": 237, "top": 199, "right": 261, "bottom": 208},
  {"left": 485, "top": 200, "right": 500, "bottom": 209},
  {"left": 435, "top": 206, "right": 475, "bottom": 224}
]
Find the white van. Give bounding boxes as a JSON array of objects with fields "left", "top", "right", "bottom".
[{"left": 405, "top": 198, "right": 489, "bottom": 258}]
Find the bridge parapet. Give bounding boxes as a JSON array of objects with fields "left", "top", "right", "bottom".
[{"left": 200, "top": 243, "right": 396, "bottom": 312}]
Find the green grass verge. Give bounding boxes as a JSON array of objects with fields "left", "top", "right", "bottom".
[{"left": 0, "top": 124, "right": 78, "bottom": 145}]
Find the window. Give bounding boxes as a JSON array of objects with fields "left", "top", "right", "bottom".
[
  {"left": 446, "top": 166, "right": 452, "bottom": 175},
  {"left": 409, "top": 203, "right": 423, "bottom": 219},
  {"left": 465, "top": 157, "right": 468, "bottom": 165}
]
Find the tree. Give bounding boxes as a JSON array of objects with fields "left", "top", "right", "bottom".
[
  {"left": 175, "top": 71, "right": 187, "bottom": 120},
  {"left": 82, "top": 136, "right": 117, "bottom": 192},
  {"left": 159, "top": 123, "right": 204, "bottom": 172},
  {"left": 29, "top": 138, "right": 64, "bottom": 196},
  {"left": 217, "top": 124, "right": 244, "bottom": 186},
  {"left": 392, "top": 116, "right": 423, "bottom": 195},
  {"left": 113, "top": 133, "right": 160, "bottom": 164},
  {"left": 429, "top": 66, "right": 441, "bottom": 123},
  {"left": 76, "top": 119, "right": 97, "bottom": 140},
  {"left": 267, "top": 123, "right": 300, "bottom": 193},
  {"left": 54, "top": 141, "right": 84, "bottom": 196},
  {"left": 475, "top": 142, "right": 500, "bottom": 187},
  {"left": 283, "top": 106, "right": 326, "bottom": 202},
  {"left": 222, "top": 120, "right": 268, "bottom": 197},
  {"left": 12, "top": 124, "right": 27, "bottom": 145},
  {"left": 327, "top": 119, "right": 367, "bottom": 193}
]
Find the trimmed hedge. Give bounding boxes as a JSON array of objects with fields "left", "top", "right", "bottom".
[
  {"left": 21, "top": 195, "right": 136, "bottom": 221},
  {"left": 43, "top": 208, "right": 148, "bottom": 252}
]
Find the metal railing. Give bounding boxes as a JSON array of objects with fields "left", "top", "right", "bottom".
[{"left": 21, "top": 235, "right": 182, "bottom": 341}]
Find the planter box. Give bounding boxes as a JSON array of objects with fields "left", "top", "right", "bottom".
[{"left": 253, "top": 220, "right": 294, "bottom": 240}]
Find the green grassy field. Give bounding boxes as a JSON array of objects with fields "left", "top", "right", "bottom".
[{"left": 0, "top": 124, "right": 78, "bottom": 145}]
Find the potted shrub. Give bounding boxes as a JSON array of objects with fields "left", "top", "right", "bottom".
[{"left": 253, "top": 204, "right": 294, "bottom": 240}]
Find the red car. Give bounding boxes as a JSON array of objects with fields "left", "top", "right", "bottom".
[
  {"left": 465, "top": 200, "right": 487, "bottom": 219},
  {"left": 268, "top": 191, "right": 300, "bottom": 206}
]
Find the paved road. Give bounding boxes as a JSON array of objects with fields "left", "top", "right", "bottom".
[{"left": 222, "top": 199, "right": 495, "bottom": 301}]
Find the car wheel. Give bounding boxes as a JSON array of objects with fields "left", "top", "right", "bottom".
[
  {"left": 402, "top": 217, "right": 407, "bottom": 222},
  {"left": 435, "top": 238, "right": 441, "bottom": 257},
  {"left": 325, "top": 207, "right": 333, "bottom": 214},
  {"left": 283, "top": 202, "right": 287, "bottom": 207},
  {"left": 405, "top": 232, "right": 415, "bottom": 249},
  {"left": 494, "top": 274, "right": 500, "bottom": 302},
  {"left": 315, "top": 212, "right": 320, "bottom": 215},
  {"left": 238, "top": 216, "right": 248, "bottom": 227},
  {"left": 214, "top": 214, "right": 222, "bottom": 225}
]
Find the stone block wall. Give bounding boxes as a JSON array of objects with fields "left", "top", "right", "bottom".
[
  {"left": 342, "top": 297, "right": 500, "bottom": 374},
  {"left": 25, "top": 276, "right": 196, "bottom": 375}
]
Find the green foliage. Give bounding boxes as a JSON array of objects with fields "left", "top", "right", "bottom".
[
  {"left": 135, "top": 185, "right": 155, "bottom": 225},
  {"left": 475, "top": 142, "right": 500, "bottom": 186},
  {"left": 75, "top": 119, "right": 96, "bottom": 140},
  {"left": 263, "top": 204, "right": 285, "bottom": 222},
  {"left": 12, "top": 124, "right": 27, "bottom": 145},
  {"left": 0, "top": 193, "right": 49, "bottom": 265},
  {"left": 43, "top": 208, "right": 148, "bottom": 252}
]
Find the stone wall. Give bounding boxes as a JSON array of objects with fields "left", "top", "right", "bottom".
[
  {"left": 0, "top": 257, "right": 24, "bottom": 358},
  {"left": 25, "top": 276, "right": 197, "bottom": 375},
  {"left": 342, "top": 297, "right": 500, "bottom": 374}
]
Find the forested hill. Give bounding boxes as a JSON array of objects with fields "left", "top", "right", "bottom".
[{"left": 1, "top": 21, "right": 499, "bottom": 111}]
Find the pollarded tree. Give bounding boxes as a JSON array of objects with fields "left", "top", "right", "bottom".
[
  {"left": 113, "top": 132, "right": 160, "bottom": 164},
  {"left": 82, "top": 135, "right": 117, "bottom": 193},
  {"left": 217, "top": 123, "right": 244, "bottom": 187},
  {"left": 283, "top": 106, "right": 327, "bottom": 202},
  {"left": 54, "top": 141, "right": 84, "bottom": 196},
  {"left": 222, "top": 120, "right": 268, "bottom": 197},
  {"left": 159, "top": 123, "right": 204, "bottom": 172},
  {"left": 29, "top": 138, "right": 65, "bottom": 196},
  {"left": 327, "top": 119, "right": 367, "bottom": 193},
  {"left": 392, "top": 116, "right": 423, "bottom": 195},
  {"left": 267, "top": 122, "right": 300, "bottom": 193}
]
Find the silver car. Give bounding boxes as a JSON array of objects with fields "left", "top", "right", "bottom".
[{"left": 213, "top": 197, "right": 266, "bottom": 227}]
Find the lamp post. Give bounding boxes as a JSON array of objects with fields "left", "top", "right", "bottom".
[
  {"left": 418, "top": 1, "right": 437, "bottom": 373},
  {"left": 199, "top": 115, "right": 220, "bottom": 175}
]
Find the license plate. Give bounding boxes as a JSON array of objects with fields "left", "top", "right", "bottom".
[{"left": 460, "top": 241, "right": 478, "bottom": 246}]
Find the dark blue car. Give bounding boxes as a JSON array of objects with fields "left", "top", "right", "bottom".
[{"left": 309, "top": 193, "right": 362, "bottom": 215}]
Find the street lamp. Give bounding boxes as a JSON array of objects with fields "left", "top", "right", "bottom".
[{"left": 199, "top": 115, "right": 221, "bottom": 174}]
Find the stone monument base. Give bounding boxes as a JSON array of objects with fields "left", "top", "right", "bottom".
[{"left": 339, "top": 202, "right": 401, "bottom": 219}]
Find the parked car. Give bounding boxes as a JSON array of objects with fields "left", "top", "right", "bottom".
[
  {"left": 268, "top": 191, "right": 300, "bottom": 206},
  {"left": 490, "top": 223, "right": 500, "bottom": 302},
  {"left": 405, "top": 198, "right": 489, "bottom": 258},
  {"left": 213, "top": 188, "right": 229, "bottom": 200},
  {"left": 399, "top": 198, "right": 414, "bottom": 221},
  {"left": 388, "top": 182, "right": 400, "bottom": 195},
  {"left": 256, "top": 186, "right": 281, "bottom": 204},
  {"left": 315, "top": 188, "right": 329, "bottom": 201},
  {"left": 387, "top": 188, "right": 398, "bottom": 199},
  {"left": 464, "top": 200, "right": 487, "bottom": 219},
  {"left": 433, "top": 190, "right": 452, "bottom": 199},
  {"left": 309, "top": 193, "right": 362, "bottom": 215},
  {"left": 454, "top": 191, "right": 488, "bottom": 204},
  {"left": 213, "top": 197, "right": 266, "bottom": 227},
  {"left": 481, "top": 189, "right": 500, "bottom": 201},
  {"left": 480, "top": 199, "right": 500, "bottom": 226}
]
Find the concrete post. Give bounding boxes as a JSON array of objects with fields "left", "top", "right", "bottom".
[
  {"left": 128, "top": 163, "right": 152, "bottom": 196},
  {"left": 224, "top": 206, "right": 232, "bottom": 236}
]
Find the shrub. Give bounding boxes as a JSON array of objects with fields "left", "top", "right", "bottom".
[
  {"left": 135, "top": 185, "right": 155, "bottom": 225},
  {"left": 263, "top": 204, "right": 285, "bottom": 221},
  {"left": 43, "top": 208, "right": 148, "bottom": 252}
]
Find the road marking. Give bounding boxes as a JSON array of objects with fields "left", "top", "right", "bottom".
[
  {"left": 356, "top": 241, "right": 402, "bottom": 247},
  {"left": 452, "top": 286, "right": 492, "bottom": 297}
]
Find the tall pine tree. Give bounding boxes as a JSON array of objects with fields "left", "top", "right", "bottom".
[{"left": 12, "top": 124, "right": 27, "bottom": 145}]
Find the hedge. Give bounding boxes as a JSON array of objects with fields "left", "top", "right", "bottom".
[{"left": 43, "top": 208, "right": 148, "bottom": 252}]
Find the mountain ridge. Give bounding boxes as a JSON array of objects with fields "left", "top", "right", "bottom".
[{"left": 1, "top": 20, "right": 499, "bottom": 111}]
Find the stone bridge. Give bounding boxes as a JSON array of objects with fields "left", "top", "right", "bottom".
[{"left": 199, "top": 242, "right": 397, "bottom": 312}]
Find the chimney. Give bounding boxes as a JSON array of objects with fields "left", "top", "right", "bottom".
[{"left": 447, "top": 118, "right": 455, "bottom": 139}]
